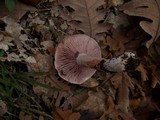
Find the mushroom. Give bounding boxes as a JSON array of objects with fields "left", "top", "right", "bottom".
[{"left": 54, "top": 34, "right": 102, "bottom": 84}]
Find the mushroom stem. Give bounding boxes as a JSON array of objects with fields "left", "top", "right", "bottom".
[
  {"left": 76, "top": 53, "right": 102, "bottom": 67},
  {"left": 101, "top": 52, "right": 140, "bottom": 72}
]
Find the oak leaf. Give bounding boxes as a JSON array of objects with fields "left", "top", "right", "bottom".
[
  {"left": 110, "top": 72, "right": 134, "bottom": 112},
  {"left": 121, "top": 0, "right": 160, "bottom": 48},
  {"left": 58, "top": 0, "right": 112, "bottom": 40}
]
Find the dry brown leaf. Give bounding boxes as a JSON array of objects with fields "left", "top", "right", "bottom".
[
  {"left": 35, "top": 73, "right": 88, "bottom": 110},
  {"left": 76, "top": 88, "right": 106, "bottom": 117},
  {"left": 100, "top": 96, "right": 135, "bottom": 120},
  {"left": 128, "top": 78, "right": 144, "bottom": 99},
  {"left": 110, "top": 73, "right": 123, "bottom": 89},
  {"left": 53, "top": 108, "right": 80, "bottom": 120},
  {"left": 2, "top": 17, "right": 22, "bottom": 38},
  {"left": 121, "top": 0, "right": 160, "bottom": 48},
  {"left": 35, "top": 25, "right": 52, "bottom": 41},
  {"left": 0, "top": 30, "right": 37, "bottom": 63},
  {"left": 100, "top": 96, "right": 115, "bottom": 120},
  {"left": 98, "top": 40, "right": 110, "bottom": 58},
  {"left": 0, "top": 32, "right": 14, "bottom": 51},
  {"left": 103, "top": 28, "right": 129, "bottom": 56},
  {"left": 48, "top": 74, "right": 70, "bottom": 91},
  {"left": 34, "top": 76, "right": 72, "bottom": 109},
  {"left": 136, "top": 63, "right": 148, "bottom": 81},
  {"left": 110, "top": 72, "right": 134, "bottom": 112},
  {"left": 124, "top": 26, "right": 149, "bottom": 52},
  {"left": 54, "top": 88, "right": 88, "bottom": 110},
  {"left": 106, "top": 12, "right": 129, "bottom": 29},
  {"left": 41, "top": 41, "right": 54, "bottom": 50},
  {"left": 32, "top": 68, "right": 73, "bottom": 109},
  {"left": 58, "top": 0, "right": 112, "bottom": 40},
  {"left": 0, "top": 17, "right": 38, "bottom": 63},
  {"left": 28, "top": 53, "right": 53, "bottom": 72},
  {"left": 117, "top": 72, "right": 134, "bottom": 112}
]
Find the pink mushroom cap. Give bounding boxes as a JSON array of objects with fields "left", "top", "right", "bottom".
[{"left": 54, "top": 34, "right": 102, "bottom": 84}]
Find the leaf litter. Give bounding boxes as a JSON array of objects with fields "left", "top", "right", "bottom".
[{"left": 0, "top": 0, "right": 160, "bottom": 120}]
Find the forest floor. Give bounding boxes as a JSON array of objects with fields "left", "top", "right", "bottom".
[{"left": 0, "top": 0, "right": 160, "bottom": 120}]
